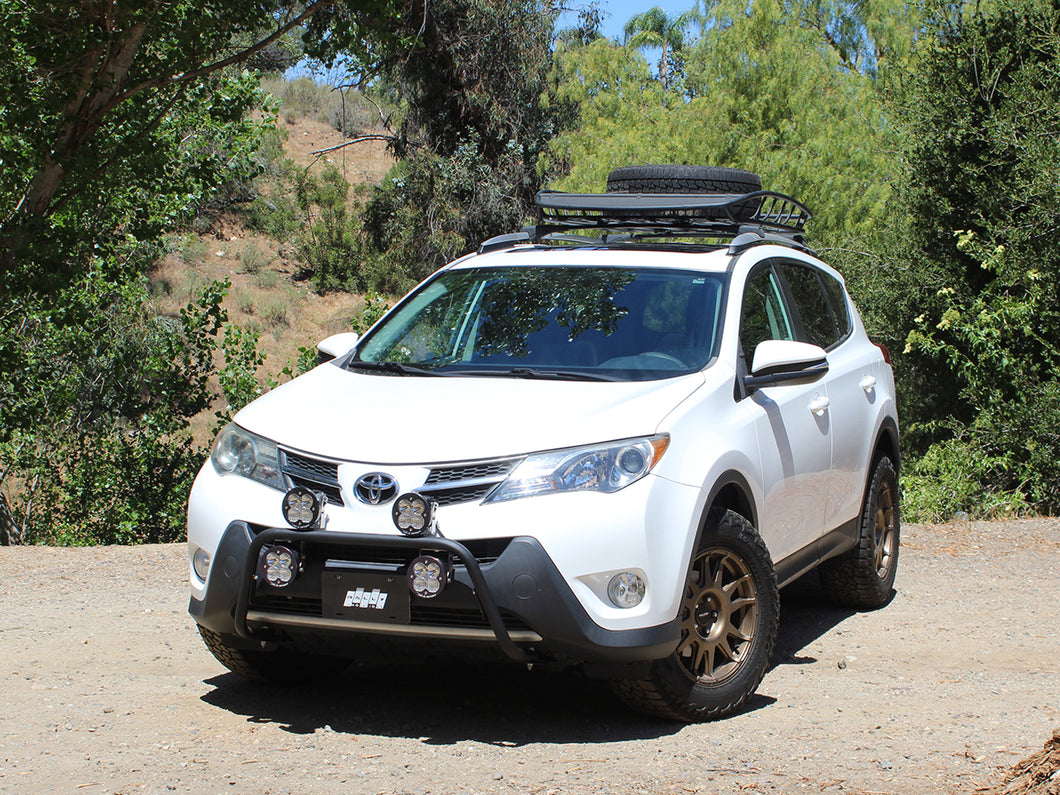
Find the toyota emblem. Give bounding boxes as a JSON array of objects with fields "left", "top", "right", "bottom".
[{"left": 354, "top": 473, "right": 399, "bottom": 505}]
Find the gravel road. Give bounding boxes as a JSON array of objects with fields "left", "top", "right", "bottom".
[{"left": 0, "top": 519, "right": 1057, "bottom": 795}]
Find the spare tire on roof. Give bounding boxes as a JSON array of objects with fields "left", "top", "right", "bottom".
[{"left": 605, "top": 165, "right": 761, "bottom": 195}]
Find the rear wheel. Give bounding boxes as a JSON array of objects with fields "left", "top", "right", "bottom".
[
  {"left": 197, "top": 625, "right": 350, "bottom": 683},
  {"left": 819, "top": 456, "right": 900, "bottom": 609},
  {"left": 612, "top": 509, "right": 779, "bottom": 722}
]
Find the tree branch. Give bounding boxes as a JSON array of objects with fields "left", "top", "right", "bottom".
[
  {"left": 311, "top": 134, "right": 398, "bottom": 156},
  {"left": 116, "top": 1, "right": 336, "bottom": 103}
]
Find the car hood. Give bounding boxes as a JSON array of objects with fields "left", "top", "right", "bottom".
[{"left": 234, "top": 363, "right": 705, "bottom": 463}]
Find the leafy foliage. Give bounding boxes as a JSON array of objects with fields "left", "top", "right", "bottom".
[
  {"left": 0, "top": 271, "right": 227, "bottom": 544},
  {"left": 0, "top": 2, "right": 405, "bottom": 543},
  {"left": 890, "top": 0, "right": 1060, "bottom": 516},
  {"left": 358, "top": 0, "right": 575, "bottom": 292}
]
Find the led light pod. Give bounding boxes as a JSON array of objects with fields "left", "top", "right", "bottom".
[
  {"left": 408, "top": 555, "right": 449, "bottom": 599},
  {"left": 282, "top": 487, "right": 323, "bottom": 529},
  {"left": 392, "top": 492, "right": 436, "bottom": 537},
  {"left": 259, "top": 545, "right": 300, "bottom": 588}
]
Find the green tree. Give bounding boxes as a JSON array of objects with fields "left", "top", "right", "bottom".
[
  {"left": 548, "top": 0, "right": 910, "bottom": 261},
  {"left": 357, "top": 0, "right": 576, "bottom": 292},
  {"left": 0, "top": 0, "right": 402, "bottom": 292},
  {"left": 0, "top": 1, "right": 405, "bottom": 542},
  {"left": 891, "top": 0, "right": 1060, "bottom": 515},
  {"left": 623, "top": 5, "right": 695, "bottom": 89}
]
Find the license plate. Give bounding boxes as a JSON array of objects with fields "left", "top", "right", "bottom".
[{"left": 321, "top": 570, "right": 410, "bottom": 624}]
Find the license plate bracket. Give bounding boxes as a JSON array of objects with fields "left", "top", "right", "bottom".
[{"left": 321, "top": 569, "right": 410, "bottom": 624}]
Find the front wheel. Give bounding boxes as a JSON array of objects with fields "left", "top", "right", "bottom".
[
  {"left": 197, "top": 625, "right": 350, "bottom": 683},
  {"left": 819, "top": 455, "right": 900, "bottom": 609},
  {"left": 611, "top": 509, "right": 779, "bottom": 722}
]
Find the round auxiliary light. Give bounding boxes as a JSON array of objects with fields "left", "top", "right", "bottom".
[
  {"left": 408, "top": 555, "right": 449, "bottom": 599},
  {"left": 259, "top": 545, "right": 300, "bottom": 588},
  {"left": 607, "top": 571, "right": 646, "bottom": 609},
  {"left": 392, "top": 492, "right": 435, "bottom": 537},
  {"left": 282, "top": 486, "right": 321, "bottom": 529}
]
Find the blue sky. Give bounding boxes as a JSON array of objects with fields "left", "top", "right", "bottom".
[{"left": 556, "top": 1, "right": 701, "bottom": 42}]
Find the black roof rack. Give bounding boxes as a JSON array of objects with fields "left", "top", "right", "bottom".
[{"left": 477, "top": 189, "right": 813, "bottom": 255}]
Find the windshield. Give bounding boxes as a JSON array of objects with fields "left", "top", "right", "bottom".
[{"left": 352, "top": 265, "right": 726, "bottom": 381}]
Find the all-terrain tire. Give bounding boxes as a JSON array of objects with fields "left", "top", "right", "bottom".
[
  {"left": 818, "top": 456, "right": 900, "bottom": 609},
  {"left": 197, "top": 625, "right": 350, "bottom": 683},
  {"left": 605, "top": 165, "right": 762, "bottom": 195},
  {"left": 611, "top": 508, "right": 779, "bottom": 722}
]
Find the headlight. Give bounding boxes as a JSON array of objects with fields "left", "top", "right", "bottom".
[
  {"left": 485, "top": 436, "right": 669, "bottom": 504},
  {"left": 210, "top": 423, "right": 285, "bottom": 491}
]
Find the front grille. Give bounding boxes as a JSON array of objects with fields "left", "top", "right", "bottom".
[
  {"left": 252, "top": 593, "right": 322, "bottom": 616},
  {"left": 280, "top": 449, "right": 344, "bottom": 506},
  {"left": 276, "top": 452, "right": 524, "bottom": 508},
  {"left": 424, "top": 459, "right": 521, "bottom": 485},
  {"left": 419, "top": 457, "right": 521, "bottom": 505},
  {"left": 411, "top": 605, "right": 533, "bottom": 631},
  {"left": 428, "top": 484, "right": 498, "bottom": 506}
]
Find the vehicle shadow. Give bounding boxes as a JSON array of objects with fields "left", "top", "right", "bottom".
[
  {"left": 200, "top": 661, "right": 690, "bottom": 745},
  {"left": 772, "top": 570, "right": 862, "bottom": 668},
  {"left": 199, "top": 572, "right": 862, "bottom": 743}
]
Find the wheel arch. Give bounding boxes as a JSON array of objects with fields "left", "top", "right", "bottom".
[
  {"left": 701, "top": 470, "right": 758, "bottom": 537},
  {"left": 871, "top": 416, "right": 901, "bottom": 474}
]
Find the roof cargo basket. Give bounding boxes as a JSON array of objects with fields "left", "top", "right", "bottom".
[{"left": 528, "top": 189, "right": 811, "bottom": 242}]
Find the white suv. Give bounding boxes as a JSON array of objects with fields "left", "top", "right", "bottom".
[{"left": 187, "top": 165, "right": 899, "bottom": 722}]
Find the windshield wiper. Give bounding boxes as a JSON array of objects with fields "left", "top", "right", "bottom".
[
  {"left": 345, "top": 360, "right": 445, "bottom": 377},
  {"left": 442, "top": 367, "right": 620, "bottom": 382}
]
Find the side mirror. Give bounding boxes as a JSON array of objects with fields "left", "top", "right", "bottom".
[
  {"left": 745, "top": 340, "right": 828, "bottom": 391},
  {"left": 316, "top": 332, "right": 360, "bottom": 365}
]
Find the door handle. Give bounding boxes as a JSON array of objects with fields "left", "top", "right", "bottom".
[
  {"left": 860, "top": 375, "right": 878, "bottom": 391},
  {"left": 808, "top": 395, "right": 831, "bottom": 415}
]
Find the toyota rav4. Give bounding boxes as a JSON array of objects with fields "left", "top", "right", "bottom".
[{"left": 187, "top": 165, "right": 900, "bottom": 721}]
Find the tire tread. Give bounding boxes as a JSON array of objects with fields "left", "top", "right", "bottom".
[
  {"left": 611, "top": 509, "right": 778, "bottom": 722},
  {"left": 819, "top": 457, "right": 900, "bottom": 609}
]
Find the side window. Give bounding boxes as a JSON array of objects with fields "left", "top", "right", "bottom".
[
  {"left": 820, "top": 271, "right": 852, "bottom": 341},
  {"left": 780, "top": 262, "right": 839, "bottom": 349},
  {"left": 740, "top": 265, "right": 794, "bottom": 360}
]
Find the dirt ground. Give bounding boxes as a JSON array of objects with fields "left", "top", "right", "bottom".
[{"left": 0, "top": 518, "right": 1057, "bottom": 795}]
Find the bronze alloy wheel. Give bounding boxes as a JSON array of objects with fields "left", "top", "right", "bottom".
[
  {"left": 873, "top": 476, "right": 897, "bottom": 578},
  {"left": 610, "top": 509, "right": 778, "bottom": 721},
  {"left": 675, "top": 547, "right": 759, "bottom": 684}
]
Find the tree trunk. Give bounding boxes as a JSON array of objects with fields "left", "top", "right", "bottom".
[{"left": 0, "top": 491, "right": 20, "bottom": 546}]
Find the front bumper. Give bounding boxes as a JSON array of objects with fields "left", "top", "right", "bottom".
[{"left": 189, "top": 522, "right": 680, "bottom": 664}]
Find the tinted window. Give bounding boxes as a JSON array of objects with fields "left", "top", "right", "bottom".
[
  {"left": 820, "top": 270, "right": 852, "bottom": 340},
  {"left": 740, "top": 265, "right": 794, "bottom": 359},
  {"left": 780, "top": 263, "right": 839, "bottom": 348}
]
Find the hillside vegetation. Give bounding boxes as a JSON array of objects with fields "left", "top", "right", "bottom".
[{"left": 3, "top": 0, "right": 1060, "bottom": 545}]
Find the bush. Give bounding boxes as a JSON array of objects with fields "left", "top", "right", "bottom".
[
  {"left": 0, "top": 273, "right": 239, "bottom": 544},
  {"left": 296, "top": 165, "right": 363, "bottom": 293},
  {"left": 902, "top": 437, "right": 1028, "bottom": 523}
]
